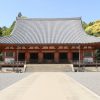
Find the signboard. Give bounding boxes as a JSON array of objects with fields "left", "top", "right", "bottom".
[
  {"left": 83, "top": 57, "right": 93, "bottom": 63},
  {"left": 5, "top": 58, "right": 15, "bottom": 63}
]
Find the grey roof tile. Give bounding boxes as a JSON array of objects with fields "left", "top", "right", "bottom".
[{"left": 0, "top": 17, "right": 100, "bottom": 44}]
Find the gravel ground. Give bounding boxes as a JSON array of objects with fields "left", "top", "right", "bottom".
[
  {"left": 66, "top": 72, "right": 100, "bottom": 96},
  {"left": 0, "top": 72, "right": 100, "bottom": 97},
  {"left": 0, "top": 73, "right": 30, "bottom": 90}
]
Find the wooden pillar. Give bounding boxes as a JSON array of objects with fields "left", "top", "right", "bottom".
[
  {"left": 92, "top": 50, "right": 95, "bottom": 61},
  {"left": 0, "top": 46, "right": 5, "bottom": 61},
  {"left": 2, "top": 50, "right": 5, "bottom": 61},
  {"left": 13, "top": 50, "right": 16, "bottom": 61},
  {"left": 15, "top": 46, "right": 19, "bottom": 62},
  {"left": 68, "top": 50, "right": 72, "bottom": 62},
  {"left": 38, "top": 52, "right": 43, "bottom": 63},
  {"left": 54, "top": 52, "right": 59, "bottom": 63},
  {"left": 80, "top": 49, "right": 83, "bottom": 61},
  {"left": 25, "top": 51, "right": 29, "bottom": 62}
]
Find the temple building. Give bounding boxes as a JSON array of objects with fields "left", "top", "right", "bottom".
[{"left": 0, "top": 17, "right": 100, "bottom": 64}]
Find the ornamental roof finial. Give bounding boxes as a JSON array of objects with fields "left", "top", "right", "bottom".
[{"left": 18, "top": 12, "right": 22, "bottom": 17}]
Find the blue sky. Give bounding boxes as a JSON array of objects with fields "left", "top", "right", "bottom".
[{"left": 0, "top": 0, "right": 100, "bottom": 27}]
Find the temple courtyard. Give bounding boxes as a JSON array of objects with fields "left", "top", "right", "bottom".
[{"left": 0, "top": 72, "right": 100, "bottom": 100}]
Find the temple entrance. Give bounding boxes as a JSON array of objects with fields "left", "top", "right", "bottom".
[
  {"left": 72, "top": 52, "right": 79, "bottom": 61},
  {"left": 43, "top": 53, "right": 54, "bottom": 63},
  {"left": 30, "top": 53, "right": 38, "bottom": 63},
  {"left": 59, "top": 53, "right": 68, "bottom": 63},
  {"left": 18, "top": 53, "right": 25, "bottom": 61}
]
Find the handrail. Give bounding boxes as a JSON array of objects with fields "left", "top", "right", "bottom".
[
  {"left": 23, "top": 64, "right": 27, "bottom": 72},
  {"left": 0, "top": 61, "right": 25, "bottom": 65}
]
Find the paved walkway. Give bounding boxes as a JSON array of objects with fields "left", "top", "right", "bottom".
[{"left": 0, "top": 72, "right": 100, "bottom": 100}]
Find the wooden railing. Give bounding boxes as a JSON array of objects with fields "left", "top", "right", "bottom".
[{"left": 0, "top": 60, "right": 100, "bottom": 65}]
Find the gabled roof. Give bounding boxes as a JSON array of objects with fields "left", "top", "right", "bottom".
[{"left": 0, "top": 17, "right": 100, "bottom": 45}]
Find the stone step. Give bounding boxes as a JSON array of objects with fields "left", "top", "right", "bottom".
[
  {"left": 84, "top": 67, "right": 100, "bottom": 72},
  {"left": 26, "top": 64, "right": 74, "bottom": 72}
]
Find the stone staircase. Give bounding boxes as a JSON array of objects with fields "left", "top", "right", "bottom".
[{"left": 25, "top": 64, "right": 74, "bottom": 72}]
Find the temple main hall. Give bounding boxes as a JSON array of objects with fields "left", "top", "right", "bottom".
[{"left": 0, "top": 17, "right": 100, "bottom": 64}]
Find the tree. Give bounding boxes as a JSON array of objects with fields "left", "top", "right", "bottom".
[
  {"left": 2, "top": 26, "right": 8, "bottom": 36},
  {"left": 0, "top": 27, "right": 2, "bottom": 36},
  {"left": 85, "top": 20, "right": 100, "bottom": 37},
  {"left": 82, "top": 21, "right": 87, "bottom": 29},
  {"left": 88, "top": 22, "right": 94, "bottom": 26},
  {"left": 85, "top": 26, "right": 93, "bottom": 35},
  {"left": 2, "top": 21, "right": 15, "bottom": 36}
]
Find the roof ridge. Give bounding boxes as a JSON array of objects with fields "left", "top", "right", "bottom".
[{"left": 16, "top": 17, "right": 81, "bottom": 21}]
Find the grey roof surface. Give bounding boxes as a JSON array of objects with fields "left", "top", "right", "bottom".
[{"left": 0, "top": 17, "right": 100, "bottom": 44}]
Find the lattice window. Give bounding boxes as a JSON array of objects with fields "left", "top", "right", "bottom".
[
  {"left": 6, "top": 52, "right": 14, "bottom": 57},
  {"left": 84, "top": 52, "right": 93, "bottom": 57}
]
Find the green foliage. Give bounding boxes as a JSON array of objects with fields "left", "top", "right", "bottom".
[
  {"left": 84, "top": 20, "right": 100, "bottom": 37},
  {"left": 85, "top": 26, "right": 93, "bottom": 35},
  {"left": 0, "top": 27, "right": 2, "bottom": 36},
  {"left": 2, "top": 21, "right": 15, "bottom": 36},
  {"left": 82, "top": 21, "right": 88, "bottom": 29},
  {"left": 95, "top": 49, "right": 100, "bottom": 60},
  {"left": 2, "top": 26, "right": 8, "bottom": 36},
  {"left": 88, "top": 22, "right": 94, "bottom": 26}
]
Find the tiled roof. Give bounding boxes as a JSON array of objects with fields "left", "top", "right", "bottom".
[{"left": 0, "top": 17, "right": 100, "bottom": 44}]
